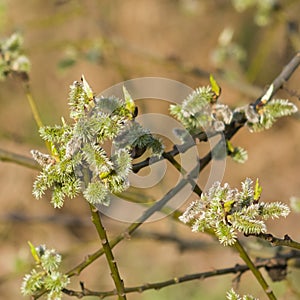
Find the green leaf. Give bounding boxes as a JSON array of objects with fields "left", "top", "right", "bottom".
[
  {"left": 81, "top": 75, "right": 93, "bottom": 100},
  {"left": 28, "top": 241, "right": 41, "bottom": 264},
  {"left": 226, "top": 140, "right": 235, "bottom": 153},
  {"left": 123, "top": 86, "right": 136, "bottom": 118},
  {"left": 209, "top": 74, "right": 221, "bottom": 97},
  {"left": 254, "top": 178, "right": 262, "bottom": 201}
]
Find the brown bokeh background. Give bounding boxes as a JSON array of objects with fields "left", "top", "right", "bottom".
[{"left": 1, "top": 1, "right": 300, "bottom": 299}]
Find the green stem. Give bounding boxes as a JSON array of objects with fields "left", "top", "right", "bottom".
[
  {"left": 234, "top": 239, "right": 276, "bottom": 300},
  {"left": 89, "top": 204, "right": 126, "bottom": 300},
  {"left": 23, "top": 82, "right": 52, "bottom": 153},
  {"left": 24, "top": 82, "right": 44, "bottom": 128}
]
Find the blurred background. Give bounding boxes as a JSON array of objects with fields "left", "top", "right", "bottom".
[{"left": 1, "top": 0, "right": 300, "bottom": 299}]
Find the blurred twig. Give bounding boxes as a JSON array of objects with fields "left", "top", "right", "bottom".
[
  {"left": 133, "top": 231, "right": 212, "bottom": 252},
  {"left": 0, "top": 212, "right": 90, "bottom": 227},
  {"left": 0, "top": 148, "right": 40, "bottom": 170},
  {"left": 23, "top": 82, "right": 44, "bottom": 129}
]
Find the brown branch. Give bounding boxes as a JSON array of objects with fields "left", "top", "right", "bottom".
[
  {"left": 248, "top": 233, "right": 300, "bottom": 250},
  {"left": 132, "top": 134, "right": 204, "bottom": 173},
  {"left": 89, "top": 204, "right": 126, "bottom": 300},
  {"left": 62, "top": 251, "right": 300, "bottom": 299}
]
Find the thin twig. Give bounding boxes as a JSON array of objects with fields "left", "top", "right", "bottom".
[
  {"left": 132, "top": 137, "right": 198, "bottom": 173},
  {"left": 162, "top": 151, "right": 202, "bottom": 195},
  {"left": 133, "top": 52, "right": 300, "bottom": 176},
  {"left": 233, "top": 239, "right": 276, "bottom": 300},
  {"left": 22, "top": 81, "right": 52, "bottom": 152},
  {"left": 0, "top": 148, "right": 40, "bottom": 170},
  {"left": 248, "top": 233, "right": 300, "bottom": 250},
  {"left": 254, "top": 51, "right": 300, "bottom": 106},
  {"left": 63, "top": 251, "right": 299, "bottom": 299},
  {"left": 23, "top": 82, "right": 44, "bottom": 129},
  {"left": 89, "top": 204, "right": 126, "bottom": 300}
]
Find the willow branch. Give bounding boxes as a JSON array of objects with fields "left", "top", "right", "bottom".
[
  {"left": 248, "top": 233, "right": 300, "bottom": 250},
  {"left": 162, "top": 151, "right": 202, "bottom": 196},
  {"left": 132, "top": 137, "right": 198, "bottom": 173},
  {"left": 63, "top": 251, "right": 299, "bottom": 299},
  {"left": 22, "top": 52, "right": 300, "bottom": 298},
  {"left": 233, "top": 239, "right": 276, "bottom": 300},
  {"left": 254, "top": 51, "right": 300, "bottom": 106},
  {"left": 89, "top": 204, "right": 126, "bottom": 300},
  {"left": 133, "top": 52, "right": 300, "bottom": 175},
  {"left": 23, "top": 82, "right": 44, "bottom": 129},
  {"left": 66, "top": 165, "right": 197, "bottom": 277}
]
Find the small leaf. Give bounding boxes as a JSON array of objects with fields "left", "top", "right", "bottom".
[
  {"left": 254, "top": 178, "right": 262, "bottom": 201},
  {"left": 210, "top": 74, "right": 221, "bottom": 97},
  {"left": 226, "top": 140, "right": 235, "bottom": 153},
  {"left": 81, "top": 75, "right": 93, "bottom": 100},
  {"left": 260, "top": 84, "right": 274, "bottom": 104},
  {"left": 224, "top": 199, "right": 235, "bottom": 213},
  {"left": 28, "top": 241, "right": 41, "bottom": 264},
  {"left": 123, "top": 86, "right": 136, "bottom": 118}
]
